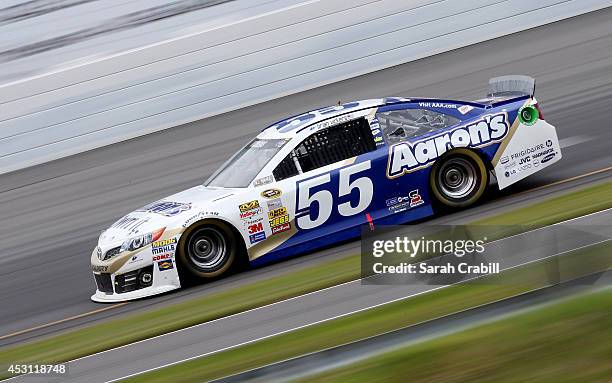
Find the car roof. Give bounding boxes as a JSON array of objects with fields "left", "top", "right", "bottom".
[{"left": 257, "top": 97, "right": 488, "bottom": 141}]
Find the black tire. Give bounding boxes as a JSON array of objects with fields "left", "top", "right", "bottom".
[
  {"left": 178, "top": 220, "right": 237, "bottom": 280},
  {"left": 430, "top": 149, "right": 489, "bottom": 208}
]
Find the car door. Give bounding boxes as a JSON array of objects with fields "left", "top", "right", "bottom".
[{"left": 268, "top": 115, "right": 389, "bottom": 250}]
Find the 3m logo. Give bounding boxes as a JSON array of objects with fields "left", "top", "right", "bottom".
[
  {"left": 248, "top": 222, "right": 264, "bottom": 234},
  {"left": 239, "top": 200, "right": 260, "bottom": 213}
]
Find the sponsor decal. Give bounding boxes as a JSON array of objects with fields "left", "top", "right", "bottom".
[
  {"left": 128, "top": 255, "right": 141, "bottom": 264},
  {"left": 504, "top": 161, "right": 516, "bottom": 170},
  {"left": 111, "top": 215, "right": 151, "bottom": 234},
  {"left": 266, "top": 198, "right": 283, "bottom": 211},
  {"left": 242, "top": 216, "right": 264, "bottom": 227},
  {"left": 518, "top": 156, "right": 531, "bottom": 165},
  {"left": 248, "top": 222, "right": 264, "bottom": 234},
  {"left": 541, "top": 152, "right": 556, "bottom": 164},
  {"left": 409, "top": 189, "right": 424, "bottom": 207},
  {"left": 92, "top": 265, "right": 108, "bottom": 273},
  {"left": 261, "top": 189, "right": 282, "bottom": 199},
  {"left": 546, "top": 139, "right": 553, "bottom": 147},
  {"left": 370, "top": 118, "right": 385, "bottom": 147},
  {"left": 138, "top": 201, "right": 191, "bottom": 217},
  {"left": 531, "top": 148, "right": 554, "bottom": 160},
  {"left": 458, "top": 105, "right": 474, "bottom": 115},
  {"left": 268, "top": 207, "right": 288, "bottom": 219},
  {"left": 268, "top": 207, "right": 290, "bottom": 228},
  {"left": 386, "top": 190, "right": 424, "bottom": 213},
  {"left": 269, "top": 214, "right": 290, "bottom": 227},
  {"left": 152, "top": 238, "right": 177, "bottom": 256},
  {"left": 153, "top": 253, "right": 173, "bottom": 262},
  {"left": 157, "top": 260, "right": 174, "bottom": 271},
  {"left": 239, "top": 200, "right": 260, "bottom": 213},
  {"left": 249, "top": 231, "right": 266, "bottom": 244},
  {"left": 182, "top": 211, "right": 220, "bottom": 228},
  {"left": 510, "top": 143, "right": 544, "bottom": 160},
  {"left": 310, "top": 114, "right": 352, "bottom": 131},
  {"left": 500, "top": 156, "right": 509, "bottom": 164},
  {"left": 387, "top": 113, "right": 509, "bottom": 178},
  {"left": 419, "top": 102, "right": 458, "bottom": 109},
  {"left": 240, "top": 208, "right": 263, "bottom": 220},
  {"left": 272, "top": 222, "right": 291, "bottom": 235},
  {"left": 253, "top": 175, "right": 274, "bottom": 187}
]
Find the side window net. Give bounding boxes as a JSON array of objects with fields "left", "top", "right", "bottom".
[{"left": 273, "top": 117, "right": 376, "bottom": 181}]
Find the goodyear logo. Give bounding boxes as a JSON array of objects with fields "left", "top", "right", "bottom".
[
  {"left": 268, "top": 207, "right": 288, "bottom": 220},
  {"left": 239, "top": 200, "right": 260, "bottom": 213},
  {"left": 261, "top": 189, "right": 282, "bottom": 199}
]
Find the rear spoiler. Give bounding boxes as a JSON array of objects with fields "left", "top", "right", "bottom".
[{"left": 487, "top": 75, "right": 536, "bottom": 98}]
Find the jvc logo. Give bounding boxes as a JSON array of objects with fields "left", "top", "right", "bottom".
[{"left": 519, "top": 157, "right": 531, "bottom": 165}]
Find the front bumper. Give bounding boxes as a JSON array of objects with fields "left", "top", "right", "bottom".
[
  {"left": 91, "top": 263, "right": 181, "bottom": 302},
  {"left": 91, "top": 283, "right": 179, "bottom": 303},
  {"left": 91, "top": 233, "right": 183, "bottom": 303}
]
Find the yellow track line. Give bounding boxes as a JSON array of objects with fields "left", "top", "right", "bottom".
[
  {"left": 512, "top": 165, "right": 612, "bottom": 196},
  {"left": 1, "top": 166, "right": 611, "bottom": 343},
  {"left": 0, "top": 303, "right": 128, "bottom": 341}
]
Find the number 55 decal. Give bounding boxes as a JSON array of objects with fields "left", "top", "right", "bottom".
[{"left": 296, "top": 161, "right": 373, "bottom": 230}]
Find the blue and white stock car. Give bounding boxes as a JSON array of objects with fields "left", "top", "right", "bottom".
[{"left": 91, "top": 76, "right": 561, "bottom": 302}]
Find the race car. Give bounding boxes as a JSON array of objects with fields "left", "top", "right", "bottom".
[{"left": 91, "top": 75, "right": 561, "bottom": 302}]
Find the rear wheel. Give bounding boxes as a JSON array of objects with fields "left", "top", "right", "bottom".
[
  {"left": 178, "top": 221, "right": 237, "bottom": 280},
  {"left": 430, "top": 149, "right": 488, "bottom": 208}
]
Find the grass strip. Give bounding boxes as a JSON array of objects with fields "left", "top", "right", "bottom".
[
  {"left": 1, "top": 181, "right": 610, "bottom": 378},
  {"left": 476, "top": 180, "right": 612, "bottom": 227},
  {"left": 120, "top": 243, "right": 611, "bottom": 383},
  {"left": 300, "top": 288, "right": 612, "bottom": 383}
]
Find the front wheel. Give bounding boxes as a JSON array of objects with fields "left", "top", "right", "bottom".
[
  {"left": 430, "top": 149, "right": 489, "bottom": 208},
  {"left": 178, "top": 221, "right": 237, "bottom": 279}
]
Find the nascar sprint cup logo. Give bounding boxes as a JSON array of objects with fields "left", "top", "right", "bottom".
[{"left": 387, "top": 113, "right": 509, "bottom": 178}]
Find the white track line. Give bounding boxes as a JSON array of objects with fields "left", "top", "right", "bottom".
[{"left": 559, "top": 135, "right": 592, "bottom": 148}]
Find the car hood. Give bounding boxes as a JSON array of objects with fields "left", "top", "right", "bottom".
[{"left": 99, "top": 186, "right": 236, "bottom": 245}]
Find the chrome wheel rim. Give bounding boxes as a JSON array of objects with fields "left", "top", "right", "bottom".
[
  {"left": 187, "top": 227, "right": 227, "bottom": 271},
  {"left": 437, "top": 158, "right": 478, "bottom": 199}
]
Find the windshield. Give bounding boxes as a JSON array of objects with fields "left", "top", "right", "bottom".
[{"left": 206, "top": 138, "right": 289, "bottom": 188}]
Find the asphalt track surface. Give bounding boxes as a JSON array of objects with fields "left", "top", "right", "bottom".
[
  {"left": 6, "top": 209, "right": 612, "bottom": 382},
  {"left": 0, "top": 5, "right": 611, "bottom": 355},
  {"left": 218, "top": 272, "right": 612, "bottom": 383}
]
